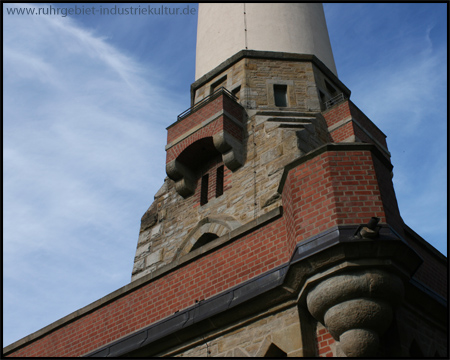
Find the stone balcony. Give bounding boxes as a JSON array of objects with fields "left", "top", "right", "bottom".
[{"left": 165, "top": 88, "right": 246, "bottom": 197}]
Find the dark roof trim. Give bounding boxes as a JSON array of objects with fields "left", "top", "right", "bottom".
[
  {"left": 402, "top": 222, "right": 447, "bottom": 262},
  {"left": 289, "top": 224, "right": 401, "bottom": 264},
  {"left": 86, "top": 262, "right": 290, "bottom": 357},
  {"left": 85, "top": 223, "right": 445, "bottom": 357}
]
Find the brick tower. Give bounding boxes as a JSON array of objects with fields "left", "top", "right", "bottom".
[
  {"left": 125, "top": 3, "right": 447, "bottom": 357},
  {"left": 4, "top": 4, "right": 447, "bottom": 358}
]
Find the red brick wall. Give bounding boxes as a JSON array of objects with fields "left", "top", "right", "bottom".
[
  {"left": 322, "top": 101, "right": 351, "bottom": 128},
  {"left": 167, "top": 94, "right": 244, "bottom": 144},
  {"left": 330, "top": 151, "right": 386, "bottom": 224},
  {"left": 370, "top": 154, "right": 402, "bottom": 233},
  {"left": 166, "top": 116, "right": 223, "bottom": 163},
  {"left": 322, "top": 100, "right": 388, "bottom": 153},
  {"left": 316, "top": 326, "right": 336, "bottom": 357},
  {"left": 167, "top": 96, "right": 222, "bottom": 143},
  {"left": 284, "top": 150, "right": 386, "bottom": 244},
  {"left": 223, "top": 94, "right": 244, "bottom": 120},
  {"left": 281, "top": 171, "right": 297, "bottom": 251},
  {"left": 349, "top": 102, "right": 387, "bottom": 148},
  {"left": 7, "top": 216, "right": 292, "bottom": 357},
  {"left": 329, "top": 121, "right": 354, "bottom": 143},
  {"left": 223, "top": 116, "right": 243, "bottom": 141}
]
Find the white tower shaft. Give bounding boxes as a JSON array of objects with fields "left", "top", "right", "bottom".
[{"left": 195, "top": 3, "right": 337, "bottom": 80}]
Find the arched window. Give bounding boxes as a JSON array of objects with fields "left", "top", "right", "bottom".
[{"left": 190, "top": 233, "right": 219, "bottom": 252}]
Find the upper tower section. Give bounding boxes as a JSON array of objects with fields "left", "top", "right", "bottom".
[
  {"left": 132, "top": 3, "right": 391, "bottom": 283},
  {"left": 195, "top": 3, "right": 337, "bottom": 79}
]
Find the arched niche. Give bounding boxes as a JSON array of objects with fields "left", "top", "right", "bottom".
[{"left": 174, "top": 216, "right": 241, "bottom": 259}]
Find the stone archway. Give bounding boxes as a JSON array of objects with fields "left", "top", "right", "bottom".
[{"left": 174, "top": 216, "right": 241, "bottom": 259}]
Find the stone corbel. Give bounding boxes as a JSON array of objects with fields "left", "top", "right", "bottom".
[
  {"left": 213, "top": 130, "right": 244, "bottom": 171},
  {"left": 306, "top": 269, "right": 404, "bottom": 357},
  {"left": 165, "top": 159, "right": 196, "bottom": 198}
]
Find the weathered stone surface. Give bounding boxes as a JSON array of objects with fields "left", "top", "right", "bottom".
[
  {"left": 260, "top": 145, "right": 283, "bottom": 165},
  {"left": 150, "top": 224, "right": 162, "bottom": 239},
  {"left": 306, "top": 269, "right": 404, "bottom": 357},
  {"left": 135, "top": 243, "right": 151, "bottom": 258},
  {"left": 140, "top": 209, "right": 157, "bottom": 232},
  {"left": 340, "top": 328, "right": 379, "bottom": 357},
  {"left": 324, "top": 299, "right": 392, "bottom": 338},
  {"left": 145, "top": 250, "right": 162, "bottom": 267},
  {"left": 132, "top": 57, "right": 346, "bottom": 283},
  {"left": 306, "top": 270, "right": 404, "bottom": 320},
  {"left": 131, "top": 259, "right": 145, "bottom": 274},
  {"left": 170, "top": 306, "right": 302, "bottom": 357},
  {"left": 262, "top": 193, "right": 281, "bottom": 208}
]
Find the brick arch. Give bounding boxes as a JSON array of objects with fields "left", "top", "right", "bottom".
[
  {"left": 167, "top": 120, "right": 222, "bottom": 163},
  {"left": 166, "top": 129, "right": 244, "bottom": 198},
  {"left": 174, "top": 216, "right": 241, "bottom": 259},
  {"left": 176, "top": 137, "right": 221, "bottom": 173},
  {"left": 165, "top": 99, "right": 245, "bottom": 198}
]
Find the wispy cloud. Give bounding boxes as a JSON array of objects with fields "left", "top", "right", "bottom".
[
  {"left": 349, "top": 43, "right": 445, "bottom": 135},
  {"left": 325, "top": 3, "right": 447, "bottom": 254},
  {"left": 3, "top": 3, "right": 186, "bottom": 345}
]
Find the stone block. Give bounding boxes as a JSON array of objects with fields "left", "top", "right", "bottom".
[
  {"left": 272, "top": 324, "right": 302, "bottom": 354},
  {"left": 154, "top": 181, "right": 169, "bottom": 198},
  {"left": 146, "top": 250, "right": 163, "bottom": 267},
  {"left": 137, "top": 229, "right": 151, "bottom": 245},
  {"left": 132, "top": 259, "right": 145, "bottom": 274},
  {"left": 150, "top": 224, "right": 162, "bottom": 239},
  {"left": 135, "top": 243, "right": 151, "bottom": 258},
  {"left": 260, "top": 145, "right": 283, "bottom": 165}
]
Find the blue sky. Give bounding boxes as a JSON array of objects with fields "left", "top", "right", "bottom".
[{"left": 3, "top": 3, "right": 447, "bottom": 347}]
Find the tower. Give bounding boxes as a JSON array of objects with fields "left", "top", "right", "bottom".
[
  {"left": 128, "top": 3, "right": 447, "bottom": 357},
  {"left": 4, "top": 4, "right": 446, "bottom": 358}
]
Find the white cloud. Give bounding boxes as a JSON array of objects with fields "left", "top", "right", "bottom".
[
  {"left": 3, "top": 3, "right": 185, "bottom": 345},
  {"left": 349, "top": 46, "right": 445, "bottom": 135}
]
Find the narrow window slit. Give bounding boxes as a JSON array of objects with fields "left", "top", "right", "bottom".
[
  {"left": 274, "top": 84, "right": 287, "bottom": 107},
  {"left": 201, "top": 174, "right": 209, "bottom": 205},
  {"left": 216, "top": 165, "right": 224, "bottom": 197}
]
